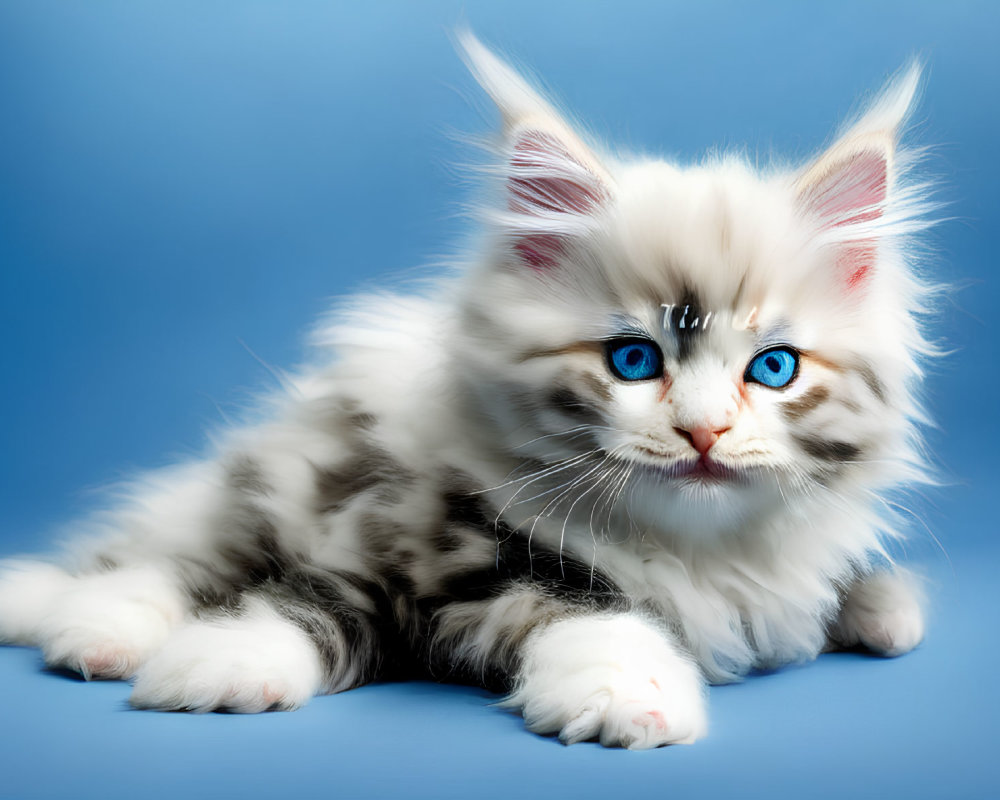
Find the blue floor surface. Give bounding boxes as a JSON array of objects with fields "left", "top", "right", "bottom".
[{"left": 1, "top": 526, "right": 995, "bottom": 799}]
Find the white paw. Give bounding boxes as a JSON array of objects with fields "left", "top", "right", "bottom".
[
  {"left": 504, "top": 615, "right": 707, "bottom": 749},
  {"left": 833, "top": 570, "right": 925, "bottom": 657},
  {"left": 131, "top": 599, "right": 324, "bottom": 713},
  {"left": 35, "top": 567, "right": 185, "bottom": 679},
  {"left": 0, "top": 560, "right": 74, "bottom": 645}
]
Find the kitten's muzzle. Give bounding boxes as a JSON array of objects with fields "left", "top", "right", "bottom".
[{"left": 673, "top": 426, "right": 731, "bottom": 456}]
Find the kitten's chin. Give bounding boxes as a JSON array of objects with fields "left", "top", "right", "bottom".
[{"left": 628, "top": 463, "right": 781, "bottom": 539}]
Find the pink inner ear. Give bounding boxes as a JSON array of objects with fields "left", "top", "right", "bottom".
[
  {"left": 839, "top": 243, "right": 877, "bottom": 290},
  {"left": 806, "top": 149, "right": 887, "bottom": 228},
  {"left": 504, "top": 131, "right": 606, "bottom": 270},
  {"left": 514, "top": 234, "right": 564, "bottom": 271},
  {"left": 507, "top": 131, "right": 605, "bottom": 217},
  {"left": 804, "top": 149, "right": 888, "bottom": 290}
]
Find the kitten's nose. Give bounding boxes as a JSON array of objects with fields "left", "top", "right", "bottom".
[{"left": 674, "top": 426, "right": 730, "bottom": 456}]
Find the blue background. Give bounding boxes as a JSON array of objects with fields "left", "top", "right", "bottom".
[{"left": 0, "top": 2, "right": 996, "bottom": 798}]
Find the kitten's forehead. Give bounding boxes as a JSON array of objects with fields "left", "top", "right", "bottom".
[
  {"left": 659, "top": 290, "right": 716, "bottom": 362},
  {"left": 653, "top": 295, "right": 769, "bottom": 364},
  {"left": 605, "top": 161, "right": 819, "bottom": 311}
]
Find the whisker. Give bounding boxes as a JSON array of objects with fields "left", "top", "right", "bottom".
[
  {"left": 510, "top": 424, "right": 622, "bottom": 451},
  {"left": 522, "top": 445, "right": 630, "bottom": 576},
  {"left": 478, "top": 449, "right": 600, "bottom": 497},
  {"left": 491, "top": 450, "right": 602, "bottom": 546}
]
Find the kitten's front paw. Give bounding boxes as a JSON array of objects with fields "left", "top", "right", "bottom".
[
  {"left": 0, "top": 560, "right": 74, "bottom": 645},
  {"left": 131, "top": 599, "right": 323, "bottom": 713},
  {"left": 504, "top": 615, "right": 707, "bottom": 749},
  {"left": 831, "top": 570, "right": 925, "bottom": 657},
  {"left": 35, "top": 567, "right": 184, "bottom": 679}
]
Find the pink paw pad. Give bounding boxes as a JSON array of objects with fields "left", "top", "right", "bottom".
[
  {"left": 79, "top": 647, "right": 138, "bottom": 680},
  {"left": 633, "top": 709, "right": 669, "bottom": 731}
]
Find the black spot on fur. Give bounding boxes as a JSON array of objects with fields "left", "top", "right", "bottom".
[
  {"left": 443, "top": 490, "right": 492, "bottom": 530},
  {"left": 227, "top": 455, "right": 271, "bottom": 496},
  {"left": 220, "top": 508, "right": 287, "bottom": 586},
  {"left": 431, "top": 528, "right": 468, "bottom": 553},
  {"left": 794, "top": 435, "right": 862, "bottom": 462},
  {"left": 255, "top": 566, "right": 422, "bottom": 686},
  {"left": 547, "top": 386, "right": 603, "bottom": 425},
  {"left": 580, "top": 371, "right": 613, "bottom": 403},
  {"left": 435, "top": 492, "right": 623, "bottom": 605},
  {"left": 428, "top": 586, "right": 573, "bottom": 692},
  {"left": 315, "top": 443, "right": 415, "bottom": 514},
  {"left": 94, "top": 555, "right": 120, "bottom": 572},
  {"left": 854, "top": 362, "right": 887, "bottom": 404},
  {"left": 782, "top": 386, "right": 831, "bottom": 421},
  {"left": 347, "top": 412, "right": 378, "bottom": 431},
  {"left": 185, "top": 469, "right": 628, "bottom": 698}
]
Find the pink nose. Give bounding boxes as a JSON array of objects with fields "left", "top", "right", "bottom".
[{"left": 674, "top": 426, "right": 730, "bottom": 456}]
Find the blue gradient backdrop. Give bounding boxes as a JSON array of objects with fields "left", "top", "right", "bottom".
[{"left": 0, "top": 2, "right": 996, "bottom": 798}]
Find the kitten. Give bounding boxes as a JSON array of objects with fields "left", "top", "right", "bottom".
[{"left": 0, "top": 33, "right": 935, "bottom": 749}]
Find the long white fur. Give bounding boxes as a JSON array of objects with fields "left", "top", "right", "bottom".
[
  {"left": 131, "top": 597, "right": 324, "bottom": 712},
  {"left": 0, "top": 35, "right": 936, "bottom": 747},
  {"left": 503, "top": 614, "right": 707, "bottom": 749}
]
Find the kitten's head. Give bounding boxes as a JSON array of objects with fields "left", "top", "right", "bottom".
[{"left": 454, "top": 34, "right": 934, "bottom": 538}]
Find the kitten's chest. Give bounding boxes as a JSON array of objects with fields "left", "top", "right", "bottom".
[{"left": 588, "top": 536, "right": 836, "bottom": 680}]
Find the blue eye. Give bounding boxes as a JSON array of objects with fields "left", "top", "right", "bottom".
[
  {"left": 746, "top": 347, "right": 799, "bottom": 389},
  {"left": 606, "top": 338, "right": 662, "bottom": 382}
]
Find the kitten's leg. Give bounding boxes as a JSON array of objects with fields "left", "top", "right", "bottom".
[
  {"left": 0, "top": 560, "right": 74, "bottom": 646},
  {"left": 829, "top": 568, "right": 925, "bottom": 657},
  {"left": 0, "top": 560, "right": 186, "bottom": 679},
  {"left": 431, "top": 589, "right": 707, "bottom": 748},
  {"left": 131, "top": 595, "right": 325, "bottom": 713},
  {"left": 131, "top": 572, "right": 388, "bottom": 712},
  {"left": 505, "top": 614, "right": 707, "bottom": 749}
]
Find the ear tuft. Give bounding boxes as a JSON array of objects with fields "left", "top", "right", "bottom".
[
  {"left": 798, "top": 138, "right": 889, "bottom": 229},
  {"left": 458, "top": 31, "right": 613, "bottom": 271},
  {"left": 796, "top": 61, "right": 923, "bottom": 291},
  {"left": 456, "top": 29, "right": 556, "bottom": 133},
  {"left": 508, "top": 131, "right": 608, "bottom": 217}
]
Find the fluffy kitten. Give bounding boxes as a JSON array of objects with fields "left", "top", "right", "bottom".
[{"left": 0, "top": 34, "right": 935, "bottom": 748}]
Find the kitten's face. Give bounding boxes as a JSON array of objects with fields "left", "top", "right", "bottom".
[
  {"left": 465, "top": 180, "right": 892, "bottom": 536},
  {"left": 457, "top": 42, "right": 922, "bottom": 538}
]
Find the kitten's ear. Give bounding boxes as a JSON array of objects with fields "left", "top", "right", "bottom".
[
  {"left": 458, "top": 31, "right": 613, "bottom": 270},
  {"left": 795, "top": 62, "right": 921, "bottom": 289}
]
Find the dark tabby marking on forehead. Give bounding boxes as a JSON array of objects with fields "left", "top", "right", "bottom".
[
  {"left": 665, "top": 289, "right": 708, "bottom": 362},
  {"left": 314, "top": 442, "right": 416, "bottom": 514},
  {"left": 794, "top": 435, "right": 862, "bottom": 463},
  {"left": 781, "top": 386, "right": 831, "bottom": 421}
]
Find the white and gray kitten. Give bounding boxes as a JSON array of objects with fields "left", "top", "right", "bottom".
[{"left": 0, "top": 34, "right": 935, "bottom": 748}]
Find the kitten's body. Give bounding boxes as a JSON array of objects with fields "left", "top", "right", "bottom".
[{"left": 0, "top": 36, "right": 933, "bottom": 748}]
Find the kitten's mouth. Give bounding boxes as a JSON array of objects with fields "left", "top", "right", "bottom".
[
  {"left": 682, "top": 457, "right": 728, "bottom": 481},
  {"left": 634, "top": 448, "right": 750, "bottom": 485}
]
